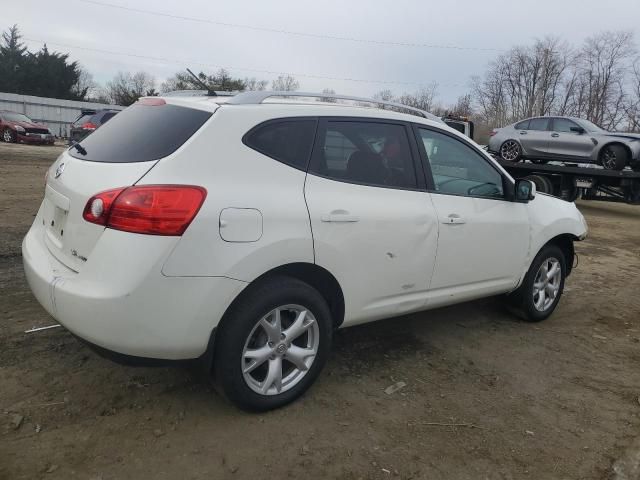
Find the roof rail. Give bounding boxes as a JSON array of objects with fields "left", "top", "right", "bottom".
[
  {"left": 225, "top": 91, "right": 443, "bottom": 122},
  {"left": 164, "top": 90, "right": 238, "bottom": 97}
]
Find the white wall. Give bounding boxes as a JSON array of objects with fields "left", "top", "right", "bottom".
[{"left": 0, "top": 92, "right": 124, "bottom": 138}]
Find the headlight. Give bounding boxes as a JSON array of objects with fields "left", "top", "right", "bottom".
[{"left": 14, "top": 125, "right": 25, "bottom": 133}]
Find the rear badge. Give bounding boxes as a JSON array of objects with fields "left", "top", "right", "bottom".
[{"left": 54, "top": 162, "right": 65, "bottom": 179}]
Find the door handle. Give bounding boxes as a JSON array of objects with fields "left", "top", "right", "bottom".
[
  {"left": 551, "top": 133, "right": 560, "bottom": 137},
  {"left": 321, "top": 210, "right": 360, "bottom": 223},
  {"left": 519, "top": 131, "right": 528, "bottom": 135},
  {"left": 442, "top": 214, "right": 466, "bottom": 225}
]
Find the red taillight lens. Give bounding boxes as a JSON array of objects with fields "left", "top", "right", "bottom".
[
  {"left": 82, "top": 122, "right": 97, "bottom": 130},
  {"left": 83, "top": 188, "right": 125, "bottom": 226},
  {"left": 83, "top": 185, "right": 206, "bottom": 235}
]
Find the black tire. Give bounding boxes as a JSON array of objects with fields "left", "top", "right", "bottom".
[
  {"left": 506, "top": 244, "right": 566, "bottom": 322},
  {"left": 600, "top": 144, "right": 628, "bottom": 170},
  {"left": 213, "top": 276, "right": 332, "bottom": 411},
  {"left": 499, "top": 140, "right": 522, "bottom": 162},
  {"left": 525, "top": 174, "right": 553, "bottom": 195},
  {"left": 2, "top": 128, "right": 16, "bottom": 143}
]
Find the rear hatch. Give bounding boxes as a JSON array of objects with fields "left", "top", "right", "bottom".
[{"left": 44, "top": 100, "right": 213, "bottom": 272}]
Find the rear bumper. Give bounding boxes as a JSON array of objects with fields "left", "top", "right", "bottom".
[{"left": 22, "top": 220, "right": 247, "bottom": 360}]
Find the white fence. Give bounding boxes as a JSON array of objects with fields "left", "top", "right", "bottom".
[{"left": 0, "top": 92, "right": 123, "bottom": 138}]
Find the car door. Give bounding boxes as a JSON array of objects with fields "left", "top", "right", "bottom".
[
  {"left": 414, "top": 126, "right": 530, "bottom": 307},
  {"left": 304, "top": 118, "right": 439, "bottom": 327},
  {"left": 547, "top": 118, "right": 595, "bottom": 159},
  {"left": 520, "top": 117, "right": 551, "bottom": 158}
]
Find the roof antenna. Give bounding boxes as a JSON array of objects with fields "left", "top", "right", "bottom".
[{"left": 186, "top": 68, "right": 216, "bottom": 96}]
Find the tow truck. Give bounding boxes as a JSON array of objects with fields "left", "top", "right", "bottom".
[{"left": 444, "top": 116, "right": 640, "bottom": 205}]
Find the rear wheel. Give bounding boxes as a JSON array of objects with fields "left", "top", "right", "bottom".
[
  {"left": 2, "top": 128, "right": 16, "bottom": 143},
  {"left": 507, "top": 245, "right": 566, "bottom": 322},
  {"left": 500, "top": 140, "right": 522, "bottom": 162},
  {"left": 214, "top": 276, "right": 332, "bottom": 411},
  {"left": 600, "top": 144, "right": 628, "bottom": 170}
]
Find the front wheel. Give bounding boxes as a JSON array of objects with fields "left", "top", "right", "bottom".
[
  {"left": 600, "top": 144, "right": 628, "bottom": 170},
  {"left": 500, "top": 140, "right": 523, "bottom": 162},
  {"left": 2, "top": 128, "right": 16, "bottom": 143},
  {"left": 507, "top": 245, "right": 566, "bottom": 322},
  {"left": 213, "top": 276, "right": 332, "bottom": 411}
]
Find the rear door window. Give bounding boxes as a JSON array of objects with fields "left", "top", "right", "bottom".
[
  {"left": 310, "top": 121, "right": 418, "bottom": 189},
  {"left": 528, "top": 118, "right": 550, "bottom": 131},
  {"left": 68, "top": 103, "right": 212, "bottom": 163},
  {"left": 243, "top": 119, "right": 317, "bottom": 171},
  {"left": 515, "top": 120, "right": 530, "bottom": 130}
]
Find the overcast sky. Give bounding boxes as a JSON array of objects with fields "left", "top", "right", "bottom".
[{"left": 5, "top": 0, "right": 640, "bottom": 105}]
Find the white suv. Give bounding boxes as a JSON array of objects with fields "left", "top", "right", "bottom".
[{"left": 23, "top": 92, "right": 588, "bottom": 411}]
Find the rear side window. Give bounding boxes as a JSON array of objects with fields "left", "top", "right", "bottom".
[
  {"left": 69, "top": 104, "right": 212, "bottom": 163},
  {"left": 528, "top": 118, "right": 550, "bottom": 131},
  {"left": 310, "top": 121, "right": 417, "bottom": 189},
  {"left": 244, "top": 120, "right": 317, "bottom": 171},
  {"left": 515, "top": 120, "right": 530, "bottom": 130},
  {"left": 99, "top": 111, "right": 118, "bottom": 125}
]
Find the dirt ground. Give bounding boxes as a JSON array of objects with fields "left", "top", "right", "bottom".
[{"left": 1, "top": 142, "right": 639, "bottom": 480}]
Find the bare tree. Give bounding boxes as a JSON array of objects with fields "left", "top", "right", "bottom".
[
  {"left": 244, "top": 77, "right": 268, "bottom": 91},
  {"left": 373, "top": 89, "right": 394, "bottom": 102},
  {"left": 449, "top": 93, "right": 474, "bottom": 117},
  {"left": 107, "top": 71, "right": 156, "bottom": 106},
  {"left": 71, "top": 68, "right": 97, "bottom": 100},
  {"left": 397, "top": 82, "right": 439, "bottom": 112},
  {"left": 271, "top": 75, "right": 299, "bottom": 91},
  {"left": 320, "top": 88, "right": 337, "bottom": 102}
]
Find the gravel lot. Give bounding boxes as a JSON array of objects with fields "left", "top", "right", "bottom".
[{"left": 1, "top": 142, "right": 639, "bottom": 480}]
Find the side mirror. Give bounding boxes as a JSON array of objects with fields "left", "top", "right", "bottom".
[
  {"left": 515, "top": 179, "right": 536, "bottom": 203},
  {"left": 570, "top": 126, "right": 585, "bottom": 134}
]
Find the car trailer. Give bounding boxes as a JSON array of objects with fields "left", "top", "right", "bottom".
[{"left": 493, "top": 158, "right": 640, "bottom": 205}]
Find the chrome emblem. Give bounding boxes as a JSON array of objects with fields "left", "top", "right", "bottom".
[{"left": 54, "top": 162, "right": 65, "bottom": 179}]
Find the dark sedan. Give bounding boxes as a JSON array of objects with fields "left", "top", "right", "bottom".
[{"left": 69, "top": 109, "right": 120, "bottom": 145}]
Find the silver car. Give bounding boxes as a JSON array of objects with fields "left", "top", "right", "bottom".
[{"left": 488, "top": 116, "right": 640, "bottom": 171}]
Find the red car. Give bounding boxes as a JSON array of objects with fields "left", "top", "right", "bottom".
[{"left": 0, "top": 110, "right": 55, "bottom": 145}]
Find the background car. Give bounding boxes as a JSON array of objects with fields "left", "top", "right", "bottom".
[
  {"left": 68, "top": 109, "right": 120, "bottom": 145},
  {"left": 0, "top": 110, "right": 55, "bottom": 145},
  {"left": 488, "top": 116, "right": 640, "bottom": 171}
]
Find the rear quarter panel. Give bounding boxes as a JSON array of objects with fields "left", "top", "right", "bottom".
[{"left": 141, "top": 106, "right": 315, "bottom": 281}]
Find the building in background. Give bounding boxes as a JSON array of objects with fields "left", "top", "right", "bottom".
[{"left": 0, "top": 92, "right": 123, "bottom": 138}]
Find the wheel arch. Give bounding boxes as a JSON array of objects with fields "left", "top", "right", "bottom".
[
  {"left": 540, "top": 233, "right": 579, "bottom": 276},
  {"left": 597, "top": 141, "right": 632, "bottom": 165}
]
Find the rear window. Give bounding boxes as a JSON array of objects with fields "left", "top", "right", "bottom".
[
  {"left": 243, "top": 119, "right": 317, "bottom": 171},
  {"left": 72, "top": 114, "right": 92, "bottom": 127},
  {"left": 98, "top": 111, "right": 118, "bottom": 125},
  {"left": 68, "top": 103, "right": 212, "bottom": 163}
]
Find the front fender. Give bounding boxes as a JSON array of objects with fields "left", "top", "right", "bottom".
[{"left": 517, "top": 194, "right": 587, "bottom": 286}]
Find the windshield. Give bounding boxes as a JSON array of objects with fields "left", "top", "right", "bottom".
[
  {"left": 577, "top": 119, "right": 606, "bottom": 133},
  {"left": 2, "top": 112, "right": 32, "bottom": 123}
]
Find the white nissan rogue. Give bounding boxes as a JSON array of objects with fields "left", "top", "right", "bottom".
[{"left": 23, "top": 91, "right": 588, "bottom": 411}]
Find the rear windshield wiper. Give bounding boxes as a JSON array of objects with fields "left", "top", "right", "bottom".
[{"left": 71, "top": 143, "right": 87, "bottom": 156}]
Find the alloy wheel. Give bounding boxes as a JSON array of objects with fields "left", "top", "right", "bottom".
[
  {"left": 241, "top": 304, "right": 319, "bottom": 396},
  {"left": 532, "top": 257, "right": 561, "bottom": 312},
  {"left": 500, "top": 141, "right": 521, "bottom": 161},
  {"left": 3, "top": 129, "right": 12, "bottom": 142},
  {"left": 601, "top": 148, "right": 616, "bottom": 170}
]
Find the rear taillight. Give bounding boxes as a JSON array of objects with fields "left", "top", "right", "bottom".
[
  {"left": 489, "top": 130, "right": 497, "bottom": 137},
  {"left": 83, "top": 185, "right": 206, "bottom": 236},
  {"left": 82, "top": 122, "right": 97, "bottom": 130}
]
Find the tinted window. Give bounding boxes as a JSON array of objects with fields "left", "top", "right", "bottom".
[
  {"left": 68, "top": 104, "right": 211, "bottom": 163},
  {"left": 98, "top": 111, "right": 118, "bottom": 125},
  {"left": 244, "top": 120, "right": 317, "bottom": 170},
  {"left": 418, "top": 128, "right": 503, "bottom": 198},
  {"left": 553, "top": 118, "right": 579, "bottom": 133},
  {"left": 515, "top": 120, "right": 530, "bottom": 130},
  {"left": 72, "top": 114, "right": 92, "bottom": 127},
  {"left": 311, "top": 121, "right": 417, "bottom": 189},
  {"left": 528, "top": 118, "right": 550, "bottom": 131}
]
